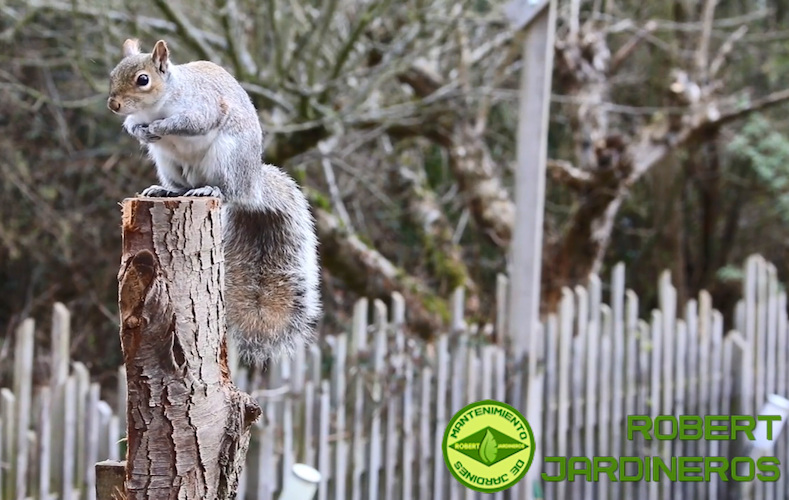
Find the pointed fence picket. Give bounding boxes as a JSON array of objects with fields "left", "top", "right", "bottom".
[{"left": 1, "top": 255, "right": 789, "bottom": 499}]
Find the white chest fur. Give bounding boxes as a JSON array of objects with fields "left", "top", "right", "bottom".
[
  {"left": 153, "top": 130, "right": 220, "bottom": 165},
  {"left": 124, "top": 111, "right": 233, "bottom": 188}
]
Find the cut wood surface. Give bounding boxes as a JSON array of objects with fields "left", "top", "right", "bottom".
[{"left": 118, "top": 197, "right": 261, "bottom": 499}]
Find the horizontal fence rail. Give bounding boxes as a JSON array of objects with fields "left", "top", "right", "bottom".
[{"left": 1, "top": 254, "right": 788, "bottom": 500}]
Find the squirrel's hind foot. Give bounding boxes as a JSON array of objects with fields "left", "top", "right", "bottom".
[
  {"left": 140, "top": 185, "right": 187, "bottom": 197},
  {"left": 184, "top": 186, "right": 223, "bottom": 199}
]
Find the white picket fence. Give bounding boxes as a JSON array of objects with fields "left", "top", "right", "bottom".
[
  {"left": 1, "top": 303, "right": 123, "bottom": 500},
  {"left": 1, "top": 254, "right": 789, "bottom": 499}
]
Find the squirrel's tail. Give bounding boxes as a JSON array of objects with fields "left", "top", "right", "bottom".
[{"left": 222, "top": 195, "right": 321, "bottom": 365}]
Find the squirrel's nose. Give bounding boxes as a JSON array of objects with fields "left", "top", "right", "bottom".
[{"left": 107, "top": 97, "right": 121, "bottom": 112}]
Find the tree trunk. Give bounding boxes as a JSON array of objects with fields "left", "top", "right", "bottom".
[{"left": 118, "top": 197, "right": 261, "bottom": 500}]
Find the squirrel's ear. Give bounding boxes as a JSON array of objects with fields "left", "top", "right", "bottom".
[
  {"left": 152, "top": 40, "right": 170, "bottom": 73},
  {"left": 122, "top": 39, "right": 141, "bottom": 57}
]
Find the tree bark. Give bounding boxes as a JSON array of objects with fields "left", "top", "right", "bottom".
[
  {"left": 446, "top": 124, "right": 516, "bottom": 247},
  {"left": 118, "top": 197, "right": 261, "bottom": 500}
]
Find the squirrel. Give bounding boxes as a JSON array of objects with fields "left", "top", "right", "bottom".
[{"left": 107, "top": 38, "right": 321, "bottom": 364}]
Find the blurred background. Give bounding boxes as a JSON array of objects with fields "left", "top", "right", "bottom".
[{"left": 1, "top": 0, "right": 789, "bottom": 382}]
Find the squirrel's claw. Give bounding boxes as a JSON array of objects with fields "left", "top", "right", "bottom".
[
  {"left": 183, "top": 186, "right": 223, "bottom": 199},
  {"left": 140, "top": 185, "right": 222, "bottom": 199},
  {"left": 140, "top": 185, "right": 184, "bottom": 197},
  {"left": 131, "top": 124, "right": 162, "bottom": 143}
]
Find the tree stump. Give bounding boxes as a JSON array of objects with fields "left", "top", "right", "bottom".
[{"left": 117, "top": 197, "right": 261, "bottom": 499}]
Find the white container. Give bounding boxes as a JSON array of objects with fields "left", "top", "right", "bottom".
[
  {"left": 753, "top": 394, "right": 789, "bottom": 452},
  {"left": 277, "top": 464, "right": 322, "bottom": 500}
]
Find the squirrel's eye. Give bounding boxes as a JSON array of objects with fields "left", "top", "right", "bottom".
[{"left": 136, "top": 74, "right": 150, "bottom": 87}]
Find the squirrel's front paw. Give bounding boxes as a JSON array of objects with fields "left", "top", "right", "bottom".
[
  {"left": 183, "top": 186, "right": 223, "bottom": 199},
  {"left": 140, "top": 185, "right": 184, "bottom": 197},
  {"left": 147, "top": 120, "right": 165, "bottom": 137},
  {"left": 131, "top": 124, "right": 162, "bottom": 143}
]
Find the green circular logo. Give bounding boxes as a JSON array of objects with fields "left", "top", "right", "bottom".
[{"left": 442, "top": 400, "right": 535, "bottom": 493}]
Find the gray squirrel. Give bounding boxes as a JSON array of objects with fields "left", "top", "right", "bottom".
[{"left": 107, "top": 38, "right": 321, "bottom": 364}]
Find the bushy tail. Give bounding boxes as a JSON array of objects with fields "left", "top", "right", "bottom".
[{"left": 222, "top": 183, "right": 321, "bottom": 365}]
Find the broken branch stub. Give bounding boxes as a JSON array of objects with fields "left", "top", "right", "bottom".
[{"left": 118, "top": 197, "right": 261, "bottom": 499}]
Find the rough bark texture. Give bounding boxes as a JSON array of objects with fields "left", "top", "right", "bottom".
[
  {"left": 446, "top": 124, "right": 516, "bottom": 247},
  {"left": 118, "top": 197, "right": 261, "bottom": 500}
]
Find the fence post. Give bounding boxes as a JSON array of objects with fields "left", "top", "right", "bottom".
[
  {"left": 95, "top": 461, "right": 125, "bottom": 500},
  {"left": 112, "top": 197, "right": 261, "bottom": 499}
]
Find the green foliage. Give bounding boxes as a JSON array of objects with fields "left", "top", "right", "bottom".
[
  {"left": 716, "top": 265, "right": 744, "bottom": 283},
  {"left": 419, "top": 233, "right": 468, "bottom": 292},
  {"left": 309, "top": 191, "right": 333, "bottom": 211},
  {"left": 727, "top": 115, "right": 789, "bottom": 222},
  {"left": 292, "top": 167, "right": 307, "bottom": 185},
  {"left": 419, "top": 289, "right": 450, "bottom": 323},
  {"left": 423, "top": 144, "right": 446, "bottom": 190}
]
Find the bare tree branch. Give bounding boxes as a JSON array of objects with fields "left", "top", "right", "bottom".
[
  {"left": 743, "top": 30, "right": 789, "bottom": 43},
  {"left": 318, "top": 137, "right": 355, "bottom": 232},
  {"left": 696, "top": 0, "right": 719, "bottom": 79},
  {"left": 390, "top": 150, "right": 478, "bottom": 298},
  {"left": 0, "top": 68, "right": 104, "bottom": 108},
  {"left": 609, "top": 20, "right": 657, "bottom": 73},
  {"left": 150, "top": 0, "right": 220, "bottom": 62},
  {"left": 627, "top": 88, "right": 789, "bottom": 182},
  {"left": 314, "top": 206, "right": 446, "bottom": 337},
  {"left": 543, "top": 86, "right": 789, "bottom": 312},
  {"left": 710, "top": 25, "right": 748, "bottom": 79},
  {"left": 547, "top": 159, "right": 593, "bottom": 190},
  {"left": 593, "top": 9, "right": 769, "bottom": 32},
  {"left": 717, "top": 88, "right": 789, "bottom": 124},
  {"left": 540, "top": 0, "right": 789, "bottom": 313},
  {"left": 10, "top": 1, "right": 229, "bottom": 49},
  {"left": 395, "top": 63, "right": 516, "bottom": 247},
  {"left": 447, "top": 125, "right": 515, "bottom": 247},
  {"left": 215, "top": 0, "right": 257, "bottom": 78}
]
